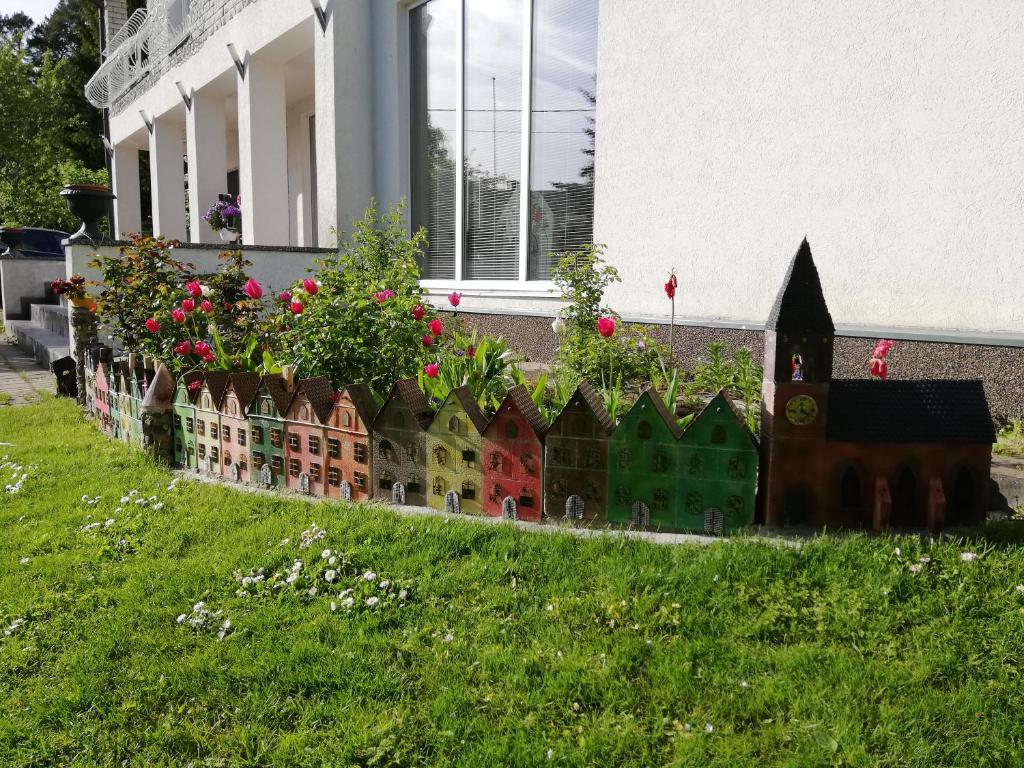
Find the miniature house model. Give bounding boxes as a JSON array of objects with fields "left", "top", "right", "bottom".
[
  {"left": 482, "top": 385, "right": 547, "bottom": 521},
  {"left": 372, "top": 378, "right": 434, "bottom": 507},
  {"left": 426, "top": 386, "right": 488, "bottom": 515},
  {"left": 760, "top": 240, "right": 995, "bottom": 531},
  {"left": 324, "top": 384, "right": 378, "bottom": 501}
]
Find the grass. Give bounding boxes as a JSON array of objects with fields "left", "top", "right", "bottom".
[
  {"left": 995, "top": 418, "right": 1024, "bottom": 459},
  {"left": 0, "top": 392, "right": 11, "bottom": 406},
  {"left": 2, "top": 400, "right": 1024, "bottom": 766}
]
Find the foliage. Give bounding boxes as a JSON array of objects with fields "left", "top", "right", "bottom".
[
  {"left": 685, "top": 342, "right": 763, "bottom": 433},
  {"left": 417, "top": 330, "right": 526, "bottom": 415},
  {"left": 995, "top": 418, "right": 1024, "bottom": 458},
  {"left": 551, "top": 245, "right": 665, "bottom": 391},
  {"left": 5, "top": 400, "right": 1024, "bottom": 765},
  {"left": 268, "top": 200, "right": 433, "bottom": 397},
  {"left": 0, "top": 41, "right": 108, "bottom": 230}
]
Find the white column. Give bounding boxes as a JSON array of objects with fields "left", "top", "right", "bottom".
[
  {"left": 148, "top": 118, "right": 187, "bottom": 241},
  {"left": 186, "top": 90, "right": 228, "bottom": 243},
  {"left": 111, "top": 143, "right": 142, "bottom": 238},
  {"left": 237, "top": 57, "right": 289, "bottom": 245},
  {"left": 314, "top": 0, "right": 374, "bottom": 246}
]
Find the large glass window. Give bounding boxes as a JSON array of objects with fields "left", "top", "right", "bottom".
[{"left": 410, "top": 0, "right": 598, "bottom": 283}]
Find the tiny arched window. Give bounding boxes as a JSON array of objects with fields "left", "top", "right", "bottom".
[
  {"left": 505, "top": 420, "right": 518, "bottom": 439},
  {"left": 637, "top": 421, "right": 652, "bottom": 440},
  {"left": 342, "top": 411, "right": 352, "bottom": 427},
  {"left": 448, "top": 416, "right": 461, "bottom": 433},
  {"left": 711, "top": 425, "right": 726, "bottom": 444}
]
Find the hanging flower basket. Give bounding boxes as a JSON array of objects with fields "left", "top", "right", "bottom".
[{"left": 219, "top": 227, "right": 240, "bottom": 243}]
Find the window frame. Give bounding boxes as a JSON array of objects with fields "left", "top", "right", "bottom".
[{"left": 407, "top": 0, "right": 565, "bottom": 294}]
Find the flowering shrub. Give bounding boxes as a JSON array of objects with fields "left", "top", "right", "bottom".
[
  {"left": 203, "top": 196, "right": 241, "bottom": 232},
  {"left": 50, "top": 274, "right": 88, "bottom": 301},
  {"left": 418, "top": 329, "right": 527, "bottom": 414}
]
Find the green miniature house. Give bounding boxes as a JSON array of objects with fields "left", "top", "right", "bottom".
[
  {"left": 676, "top": 391, "right": 759, "bottom": 533},
  {"left": 607, "top": 389, "right": 683, "bottom": 527},
  {"left": 172, "top": 371, "right": 202, "bottom": 468},
  {"left": 426, "top": 386, "right": 488, "bottom": 515}
]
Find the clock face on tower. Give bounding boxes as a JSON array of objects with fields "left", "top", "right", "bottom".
[{"left": 785, "top": 394, "right": 819, "bottom": 425}]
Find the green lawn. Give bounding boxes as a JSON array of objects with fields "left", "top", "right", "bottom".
[{"left": 2, "top": 400, "right": 1024, "bottom": 766}]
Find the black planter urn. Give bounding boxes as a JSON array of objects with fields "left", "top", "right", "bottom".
[
  {"left": 0, "top": 226, "right": 25, "bottom": 256},
  {"left": 60, "top": 184, "right": 116, "bottom": 243}
]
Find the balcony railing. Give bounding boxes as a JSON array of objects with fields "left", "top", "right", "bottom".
[{"left": 85, "top": 1, "right": 200, "bottom": 110}]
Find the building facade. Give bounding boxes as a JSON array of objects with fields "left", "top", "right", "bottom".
[
  {"left": 172, "top": 372, "right": 201, "bottom": 468},
  {"left": 249, "top": 375, "right": 293, "bottom": 488},
  {"left": 481, "top": 386, "right": 547, "bottom": 521},
  {"left": 194, "top": 371, "right": 229, "bottom": 475},
  {"left": 425, "top": 386, "right": 488, "bottom": 515},
  {"left": 219, "top": 372, "right": 261, "bottom": 484},
  {"left": 323, "top": 384, "right": 377, "bottom": 502},
  {"left": 371, "top": 379, "right": 433, "bottom": 507},
  {"left": 282, "top": 376, "right": 334, "bottom": 495}
]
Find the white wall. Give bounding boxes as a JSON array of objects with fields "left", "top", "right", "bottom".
[{"left": 594, "top": 0, "right": 1024, "bottom": 335}]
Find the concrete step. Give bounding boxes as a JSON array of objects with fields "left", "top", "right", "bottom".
[
  {"left": 30, "top": 303, "right": 69, "bottom": 338},
  {"left": 6, "top": 319, "right": 71, "bottom": 368}
]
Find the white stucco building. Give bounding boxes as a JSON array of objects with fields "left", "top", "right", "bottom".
[{"left": 90, "top": 0, "right": 1023, "bottom": 342}]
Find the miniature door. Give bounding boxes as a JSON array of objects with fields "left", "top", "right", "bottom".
[{"left": 261, "top": 463, "right": 272, "bottom": 486}]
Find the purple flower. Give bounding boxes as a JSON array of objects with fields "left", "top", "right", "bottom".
[{"left": 222, "top": 204, "right": 241, "bottom": 218}]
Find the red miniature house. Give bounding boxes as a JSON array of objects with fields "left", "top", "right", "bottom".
[
  {"left": 219, "top": 372, "right": 261, "bottom": 484},
  {"left": 282, "top": 376, "right": 334, "bottom": 495},
  {"left": 760, "top": 240, "right": 995, "bottom": 531},
  {"left": 482, "top": 385, "right": 548, "bottom": 521},
  {"left": 323, "top": 384, "right": 378, "bottom": 501}
]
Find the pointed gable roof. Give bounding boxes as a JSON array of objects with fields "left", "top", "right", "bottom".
[
  {"left": 254, "top": 374, "right": 293, "bottom": 417},
  {"left": 487, "top": 384, "right": 548, "bottom": 439},
  {"left": 223, "top": 372, "right": 262, "bottom": 413},
  {"left": 436, "top": 385, "right": 489, "bottom": 435},
  {"left": 175, "top": 371, "right": 203, "bottom": 404},
  {"left": 339, "top": 383, "right": 379, "bottom": 428},
  {"left": 551, "top": 380, "right": 615, "bottom": 435},
  {"left": 200, "top": 371, "right": 230, "bottom": 409},
  {"left": 374, "top": 378, "right": 434, "bottom": 430},
  {"left": 618, "top": 388, "right": 683, "bottom": 440},
  {"left": 681, "top": 390, "right": 758, "bottom": 449},
  {"left": 766, "top": 238, "right": 834, "bottom": 334},
  {"left": 288, "top": 375, "right": 335, "bottom": 423}
]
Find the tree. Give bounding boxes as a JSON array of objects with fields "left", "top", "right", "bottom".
[
  {"left": 0, "top": 13, "right": 33, "bottom": 47},
  {"left": 0, "top": 41, "right": 107, "bottom": 229}
]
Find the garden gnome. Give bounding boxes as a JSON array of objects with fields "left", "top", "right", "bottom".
[{"left": 139, "top": 363, "right": 175, "bottom": 464}]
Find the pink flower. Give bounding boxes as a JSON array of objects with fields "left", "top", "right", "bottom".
[
  {"left": 187, "top": 380, "right": 201, "bottom": 393},
  {"left": 174, "top": 340, "right": 192, "bottom": 356},
  {"left": 374, "top": 289, "right": 396, "bottom": 303},
  {"left": 665, "top": 273, "right": 677, "bottom": 300},
  {"left": 144, "top": 318, "right": 160, "bottom": 333},
  {"left": 421, "top": 334, "right": 433, "bottom": 347},
  {"left": 303, "top": 278, "right": 319, "bottom": 296},
  {"left": 465, "top": 346, "right": 476, "bottom": 359},
  {"left": 597, "top": 316, "right": 616, "bottom": 338},
  {"left": 200, "top": 300, "right": 213, "bottom": 313},
  {"left": 181, "top": 298, "right": 195, "bottom": 312},
  {"left": 412, "top": 304, "right": 426, "bottom": 320},
  {"left": 171, "top": 309, "right": 186, "bottom": 324},
  {"left": 424, "top": 363, "right": 439, "bottom": 378},
  {"left": 868, "top": 357, "right": 889, "bottom": 380},
  {"left": 448, "top": 291, "right": 462, "bottom": 308},
  {"left": 872, "top": 339, "right": 895, "bottom": 359},
  {"left": 194, "top": 341, "right": 211, "bottom": 357},
  {"left": 202, "top": 353, "right": 216, "bottom": 364},
  {"left": 278, "top": 291, "right": 292, "bottom": 303},
  {"left": 290, "top": 301, "right": 304, "bottom": 315},
  {"left": 243, "top": 278, "right": 263, "bottom": 300},
  {"left": 185, "top": 281, "right": 203, "bottom": 298},
  {"left": 428, "top": 318, "right": 444, "bottom": 337}
]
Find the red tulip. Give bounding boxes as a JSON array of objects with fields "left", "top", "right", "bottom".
[
  {"left": 200, "top": 300, "right": 213, "bottom": 313},
  {"left": 278, "top": 291, "right": 292, "bottom": 303},
  {"left": 303, "top": 278, "right": 319, "bottom": 295},
  {"left": 174, "top": 340, "right": 192, "bottom": 356},
  {"left": 171, "top": 309, "right": 186, "bottom": 323},
  {"left": 70, "top": 275, "right": 86, "bottom": 286},
  {"left": 144, "top": 318, "right": 160, "bottom": 333},
  {"left": 424, "top": 362, "right": 440, "bottom": 378},
  {"left": 290, "top": 301, "right": 304, "bottom": 315},
  {"left": 187, "top": 380, "right": 201, "bottom": 393},
  {"left": 202, "top": 353, "right": 216, "bottom": 364},
  {"left": 194, "top": 341, "right": 211, "bottom": 357},
  {"left": 597, "top": 316, "right": 616, "bottom": 338},
  {"left": 428, "top": 318, "right": 444, "bottom": 337},
  {"left": 664, "top": 273, "right": 677, "bottom": 300},
  {"left": 373, "top": 289, "right": 396, "bottom": 303},
  {"left": 185, "top": 281, "right": 203, "bottom": 298},
  {"left": 243, "top": 278, "right": 263, "bottom": 300},
  {"left": 412, "top": 304, "right": 426, "bottom": 320},
  {"left": 181, "top": 298, "right": 195, "bottom": 312},
  {"left": 868, "top": 357, "right": 889, "bottom": 380},
  {"left": 465, "top": 346, "right": 476, "bottom": 359},
  {"left": 421, "top": 334, "right": 433, "bottom": 347},
  {"left": 872, "top": 339, "right": 895, "bottom": 359},
  {"left": 448, "top": 291, "right": 462, "bottom": 308}
]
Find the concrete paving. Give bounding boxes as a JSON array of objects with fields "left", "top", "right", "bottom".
[{"left": 0, "top": 337, "right": 55, "bottom": 406}]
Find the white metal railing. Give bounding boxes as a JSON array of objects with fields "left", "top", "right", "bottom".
[{"left": 85, "top": 1, "right": 199, "bottom": 110}]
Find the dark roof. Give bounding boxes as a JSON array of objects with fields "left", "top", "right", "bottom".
[
  {"left": 766, "top": 238, "right": 834, "bottom": 334},
  {"left": 638, "top": 387, "right": 684, "bottom": 439},
  {"left": 827, "top": 379, "right": 995, "bottom": 444},
  {"left": 202, "top": 371, "right": 231, "bottom": 408},
  {"left": 488, "top": 384, "right": 548, "bottom": 438},
  {"left": 450, "top": 386, "right": 489, "bottom": 434},
  {"left": 257, "top": 374, "right": 294, "bottom": 416},
  {"left": 295, "top": 375, "right": 336, "bottom": 423},
  {"left": 113, "top": 361, "right": 131, "bottom": 391},
  {"left": 340, "top": 383, "right": 379, "bottom": 427},
  {"left": 225, "top": 372, "right": 261, "bottom": 413},
  {"left": 177, "top": 371, "right": 204, "bottom": 403},
  {"left": 551, "top": 380, "right": 615, "bottom": 435},
  {"left": 375, "top": 378, "right": 434, "bottom": 430}
]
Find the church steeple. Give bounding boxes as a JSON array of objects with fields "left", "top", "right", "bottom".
[{"left": 764, "top": 239, "right": 834, "bottom": 384}]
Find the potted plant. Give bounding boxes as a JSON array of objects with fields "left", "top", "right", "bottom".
[
  {"left": 50, "top": 274, "right": 96, "bottom": 310},
  {"left": 204, "top": 195, "right": 242, "bottom": 242},
  {"left": 60, "top": 184, "right": 115, "bottom": 243}
]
